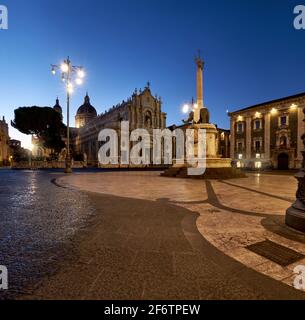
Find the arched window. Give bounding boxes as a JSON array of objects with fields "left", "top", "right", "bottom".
[{"left": 145, "top": 111, "right": 152, "bottom": 128}]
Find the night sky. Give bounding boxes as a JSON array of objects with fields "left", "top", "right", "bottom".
[{"left": 1, "top": 0, "right": 305, "bottom": 149}]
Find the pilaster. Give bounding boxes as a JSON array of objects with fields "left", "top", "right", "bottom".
[
  {"left": 246, "top": 117, "right": 252, "bottom": 160},
  {"left": 264, "top": 113, "right": 270, "bottom": 160}
]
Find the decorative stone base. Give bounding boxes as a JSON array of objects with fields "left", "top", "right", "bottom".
[
  {"left": 286, "top": 200, "right": 305, "bottom": 233},
  {"left": 161, "top": 165, "right": 245, "bottom": 179},
  {"left": 189, "top": 123, "right": 219, "bottom": 158},
  {"left": 286, "top": 169, "right": 305, "bottom": 233}
]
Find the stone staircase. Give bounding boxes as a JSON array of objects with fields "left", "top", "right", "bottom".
[
  {"left": 161, "top": 166, "right": 245, "bottom": 179},
  {"left": 161, "top": 166, "right": 188, "bottom": 178}
]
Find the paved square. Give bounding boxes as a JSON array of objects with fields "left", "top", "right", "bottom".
[{"left": 21, "top": 171, "right": 305, "bottom": 300}]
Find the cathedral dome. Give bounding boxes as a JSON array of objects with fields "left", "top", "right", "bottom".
[
  {"left": 53, "top": 98, "right": 62, "bottom": 114},
  {"left": 77, "top": 94, "right": 97, "bottom": 116}
]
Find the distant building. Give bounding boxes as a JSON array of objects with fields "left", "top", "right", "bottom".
[
  {"left": 9, "top": 139, "right": 21, "bottom": 148},
  {"left": 32, "top": 84, "right": 167, "bottom": 166},
  {"left": 229, "top": 92, "right": 305, "bottom": 169},
  {"left": 75, "top": 84, "right": 167, "bottom": 165},
  {"left": 0, "top": 116, "right": 10, "bottom": 166},
  {"left": 218, "top": 128, "right": 230, "bottom": 158},
  {"left": 75, "top": 93, "right": 97, "bottom": 129},
  {"left": 9, "top": 139, "right": 30, "bottom": 162}
]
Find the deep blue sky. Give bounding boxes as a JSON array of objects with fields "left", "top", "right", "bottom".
[{"left": 1, "top": 0, "right": 305, "bottom": 148}]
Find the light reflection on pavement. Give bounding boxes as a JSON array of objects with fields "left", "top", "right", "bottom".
[{"left": 0, "top": 169, "right": 94, "bottom": 299}]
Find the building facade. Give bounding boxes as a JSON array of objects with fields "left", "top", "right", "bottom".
[
  {"left": 217, "top": 127, "right": 230, "bottom": 159},
  {"left": 0, "top": 116, "right": 10, "bottom": 166},
  {"left": 75, "top": 84, "right": 167, "bottom": 165},
  {"left": 229, "top": 92, "right": 305, "bottom": 170}
]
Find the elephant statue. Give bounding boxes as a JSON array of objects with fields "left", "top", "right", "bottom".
[{"left": 183, "top": 108, "right": 210, "bottom": 124}]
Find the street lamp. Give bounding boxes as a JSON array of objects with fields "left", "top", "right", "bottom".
[
  {"left": 51, "top": 57, "right": 85, "bottom": 173},
  {"left": 182, "top": 104, "right": 190, "bottom": 114}
]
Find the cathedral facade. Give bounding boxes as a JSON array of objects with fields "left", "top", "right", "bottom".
[
  {"left": 74, "top": 84, "right": 167, "bottom": 165},
  {"left": 0, "top": 116, "right": 10, "bottom": 166}
]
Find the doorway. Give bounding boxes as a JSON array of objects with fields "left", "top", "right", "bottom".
[{"left": 277, "top": 153, "right": 289, "bottom": 170}]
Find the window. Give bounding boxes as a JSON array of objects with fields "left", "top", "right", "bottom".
[
  {"left": 237, "top": 123, "right": 244, "bottom": 133},
  {"left": 238, "top": 154, "right": 243, "bottom": 160},
  {"left": 255, "top": 140, "right": 261, "bottom": 153},
  {"left": 256, "top": 153, "right": 261, "bottom": 159},
  {"left": 237, "top": 142, "right": 243, "bottom": 152},
  {"left": 145, "top": 111, "right": 152, "bottom": 128},
  {"left": 254, "top": 120, "right": 261, "bottom": 130},
  {"left": 280, "top": 116, "right": 287, "bottom": 126}
]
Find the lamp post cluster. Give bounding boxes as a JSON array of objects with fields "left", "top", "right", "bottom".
[{"left": 51, "top": 57, "right": 85, "bottom": 173}]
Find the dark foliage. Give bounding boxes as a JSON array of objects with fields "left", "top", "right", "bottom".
[{"left": 12, "top": 106, "right": 66, "bottom": 153}]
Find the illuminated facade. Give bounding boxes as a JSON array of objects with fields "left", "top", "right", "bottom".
[
  {"left": 229, "top": 92, "right": 305, "bottom": 170},
  {"left": 75, "top": 84, "right": 167, "bottom": 165}
]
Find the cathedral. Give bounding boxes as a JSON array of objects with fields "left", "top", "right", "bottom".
[
  {"left": 74, "top": 83, "right": 166, "bottom": 165},
  {"left": 32, "top": 83, "right": 167, "bottom": 166}
]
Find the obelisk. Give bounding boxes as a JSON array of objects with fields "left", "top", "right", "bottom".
[
  {"left": 162, "top": 54, "right": 237, "bottom": 179},
  {"left": 194, "top": 52, "right": 204, "bottom": 123}
]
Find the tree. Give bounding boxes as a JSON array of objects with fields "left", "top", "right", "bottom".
[{"left": 11, "top": 107, "right": 66, "bottom": 154}]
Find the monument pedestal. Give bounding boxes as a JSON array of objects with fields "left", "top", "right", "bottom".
[
  {"left": 162, "top": 54, "right": 244, "bottom": 180},
  {"left": 191, "top": 123, "right": 218, "bottom": 159},
  {"left": 286, "top": 170, "right": 305, "bottom": 232},
  {"left": 162, "top": 123, "right": 244, "bottom": 179}
]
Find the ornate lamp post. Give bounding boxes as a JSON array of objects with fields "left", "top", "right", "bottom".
[
  {"left": 51, "top": 57, "right": 85, "bottom": 173},
  {"left": 286, "top": 106, "right": 305, "bottom": 232}
]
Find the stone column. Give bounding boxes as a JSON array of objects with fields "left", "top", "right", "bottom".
[
  {"left": 264, "top": 113, "right": 270, "bottom": 160},
  {"left": 225, "top": 135, "right": 229, "bottom": 158},
  {"left": 194, "top": 55, "right": 204, "bottom": 123},
  {"left": 129, "top": 106, "right": 133, "bottom": 128},
  {"left": 298, "top": 105, "right": 305, "bottom": 161},
  {"left": 132, "top": 107, "right": 136, "bottom": 128},
  {"left": 153, "top": 112, "right": 156, "bottom": 128},
  {"left": 196, "top": 58, "right": 204, "bottom": 109},
  {"left": 246, "top": 117, "right": 252, "bottom": 160},
  {"left": 137, "top": 108, "right": 141, "bottom": 128},
  {"left": 161, "top": 114, "right": 164, "bottom": 129},
  {"left": 230, "top": 118, "right": 235, "bottom": 159}
]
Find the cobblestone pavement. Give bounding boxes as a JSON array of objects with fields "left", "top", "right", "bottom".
[
  {"left": 21, "top": 171, "right": 305, "bottom": 300},
  {"left": 0, "top": 170, "right": 94, "bottom": 299}
]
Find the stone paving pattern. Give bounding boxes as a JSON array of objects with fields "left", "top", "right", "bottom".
[
  {"left": 22, "top": 172, "right": 305, "bottom": 300},
  {"left": 0, "top": 170, "right": 94, "bottom": 300}
]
